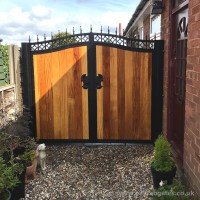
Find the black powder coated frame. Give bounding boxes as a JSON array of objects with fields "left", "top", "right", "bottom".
[{"left": 21, "top": 31, "right": 164, "bottom": 143}]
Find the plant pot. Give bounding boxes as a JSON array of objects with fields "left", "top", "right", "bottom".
[
  {"left": 13, "top": 147, "right": 26, "bottom": 157},
  {"left": 0, "top": 189, "right": 11, "bottom": 200},
  {"left": 10, "top": 166, "right": 26, "bottom": 200},
  {"left": 151, "top": 166, "right": 176, "bottom": 189},
  {"left": 25, "top": 158, "right": 37, "bottom": 183}
]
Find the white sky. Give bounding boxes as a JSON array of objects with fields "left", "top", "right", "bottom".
[{"left": 0, "top": 0, "right": 141, "bottom": 45}]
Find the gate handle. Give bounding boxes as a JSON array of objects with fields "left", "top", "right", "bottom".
[
  {"left": 81, "top": 74, "right": 103, "bottom": 89},
  {"left": 96, "top": 74, "right": 103, "bottom": 89},
  {"left": 81, "top": 74, "right": 89, "bottom": 89}
]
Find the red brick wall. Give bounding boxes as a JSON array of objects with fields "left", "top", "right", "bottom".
[
  {"left": 184, "top": 0, "right": 200, "bottom": 195},
  {"left": 161, "top": 0, "right": 200, "bottom": 196},
  {"left": 143, "top": 15, "right": 150, "bottom": 39}
]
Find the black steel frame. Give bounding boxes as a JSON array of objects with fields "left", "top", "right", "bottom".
[{"left": 21, "top": 32, "right": 164, "bottom": 143}]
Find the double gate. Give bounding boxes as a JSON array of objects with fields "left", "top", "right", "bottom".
[{"left": 21, "top": 32, "right": 163, "bottom": 142}]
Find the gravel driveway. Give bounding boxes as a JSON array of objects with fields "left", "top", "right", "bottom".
[{"left": 24, "top": 144, "right": 154, "bottom": 200}]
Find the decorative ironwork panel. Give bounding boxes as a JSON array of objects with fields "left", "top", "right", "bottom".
[
  {"left": 30, "top": 33, "right": 90, "bottom": 52},
  {"left": 29, "top": 32, "right": 156, "bottom": 52}
]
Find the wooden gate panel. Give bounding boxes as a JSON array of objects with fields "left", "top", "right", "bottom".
[
  {"left": 34, "top": 53, "right": 54, "bottom": 139},
  {"left": 33, "top": 46, "right": 88, "bottom": 139},
  {"left": 96, "top": 45, "right": 152, "bottom": 140}
]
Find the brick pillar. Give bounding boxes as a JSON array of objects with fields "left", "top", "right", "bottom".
[
  {"left": 143, "top": 15, "right": 150, "bottom": 39},
  {"left": 184, "top": 0, "right": 200, "bottom": 195}
]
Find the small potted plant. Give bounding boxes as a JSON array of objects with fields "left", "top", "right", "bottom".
[
  {"left": 0, "top": 157, "right": 21, "bottom": 200},
  {"left": 3, "top": 108, "right": 38, "bottom": 184},
  {"left": 19, "top": 149, "right": 38, "bottom": 183},
  {"left": 0, "top": 155, "right": 22, "bottom": 200},
  {"left": 0, "top": 131, "right": 25, "bottom": 200},
  {"left": 0, "top": 108, "right": 37, "bottom": 199},
  {"left": 19, "top": 150, "right": 36, "bottom": 167},
  {"left": 151, "top": 134, "right": 176, "bottom": 189}
]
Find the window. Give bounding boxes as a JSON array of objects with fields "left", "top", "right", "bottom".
[{"left": 150, "top": 15, "right": 161, "bottom": 39}]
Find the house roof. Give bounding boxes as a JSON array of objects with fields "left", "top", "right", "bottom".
[{"left": 124, "top": 0, "right": 150, "bottom": 35}]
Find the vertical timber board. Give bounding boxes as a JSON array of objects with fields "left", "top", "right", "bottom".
[
  {"left": 110, "top": 47, "right": 118, "bottom": 139},
  {"left": 96, "top": 45, "right": 152, "bottom": 140},
  {"left": 33, "top": 46, "right": 89, "bottom": 139},
  {"left": 137, "top": 52, "right": 152, "bottom": 140},
  {"left": 117, "top": 48, "right": 125, "bottom": 139},
  {"left": 96, "top": 46, "right": 104, "bottom": 139}
]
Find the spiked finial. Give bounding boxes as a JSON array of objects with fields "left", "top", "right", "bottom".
[
  {"left": 101, "top": 26, "right": 102, "bottom": 33},
  {"left": 73, "top": 27, "right": 75, "bottom": 35},
  {"left": 29, "top": 36, "right": 31, "bottom": 43},
  {"left": 37, "top": 35, "right": 39, "bottom": 42},
  {"left": 44, "top": 34, "right": 46, "bottom": 41},
  {"left": 90, "top": 25, "right": 92, "bottom": 33},
  {"left": 80, "top": 26, "right": 82, "bottom": 34},
  {"left": 51, "top": 32, "right": 53, "bottom": 40},
  {"left": 108, "top": 26, "right": 110, "bottom": 34}
]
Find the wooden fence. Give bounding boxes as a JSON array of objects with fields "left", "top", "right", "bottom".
[{"left": 0, "top": 45, "right": 22, "bottom": 128}]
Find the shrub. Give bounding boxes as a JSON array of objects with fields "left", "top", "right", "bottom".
[
  {"left": 152, "top": 180, "right": 192, "bottom": 200},
  {"left": 151, "top": 135, "right": 175, "bottom": 172},
  {"left": 0, "top": 156, "right": 22, "bottom": 196},
  {"left": 0, "top": 44, "right": 9, "bottom": 85},
  {"left": 19, "top": 150, "right": 36, "bottom": 166}
]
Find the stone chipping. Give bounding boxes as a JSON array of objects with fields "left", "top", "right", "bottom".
[{"left": 24, "top": 144, "right": 154, "bottom": 200}]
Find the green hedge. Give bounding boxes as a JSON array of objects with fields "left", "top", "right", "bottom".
[{"left": 0, "top": 44, "right": 9, "bottom": 86}]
